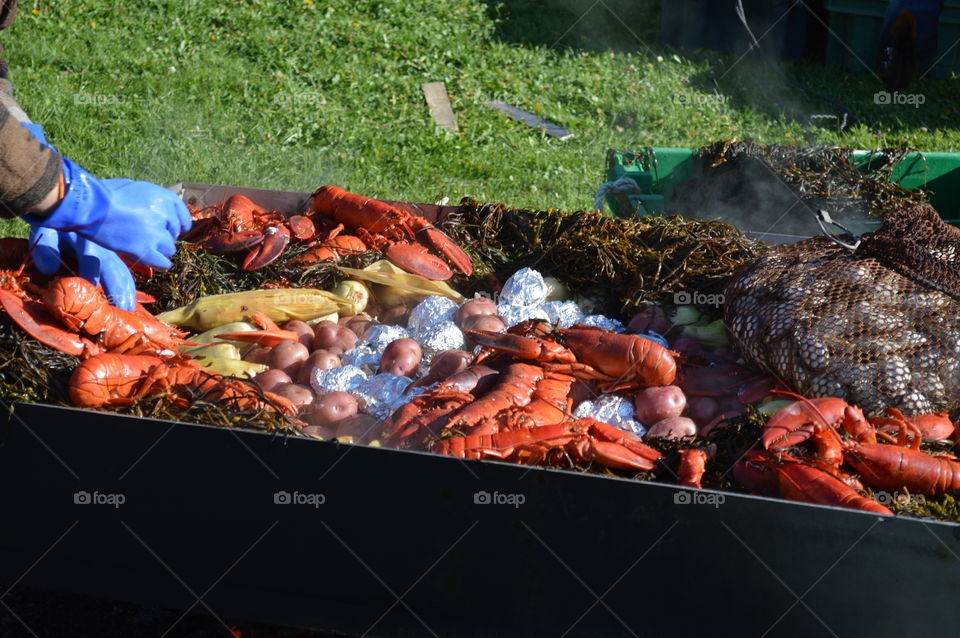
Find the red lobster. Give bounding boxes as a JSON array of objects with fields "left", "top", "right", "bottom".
[
  {"left": 70, "top": 353, "right": 296, "bottom": 415},
  {"left": 431, "top": 418, "right": 663, "bottom": 471},
  {"left": 310, "top": 185, "right": 472, "bottom": 280},
  {"left": 184, "top": 194, "right": 315, "bottom": 270},
  {"left": 763, "top": 396, "right": 960, "bottom": 497},
  {"left": 466, "top": 320, "right": 678, "bottom": 391},
  {"left": 735, "top": 450, "right": 892, "bottom": 515}
]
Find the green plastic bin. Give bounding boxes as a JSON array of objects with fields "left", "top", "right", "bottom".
[
  {"left": 604, "top": 146, "right": 960, "bottom": 228},
  {"left": 825, "top": 0, "right": 960, "bottom": 77}
]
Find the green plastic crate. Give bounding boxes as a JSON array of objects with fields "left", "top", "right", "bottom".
[
  {"left": 825, "top": 0, "right": 960, "bottom": 77},
  {"left": 604, "top": 146, "right": 960, "bottom": 226}
]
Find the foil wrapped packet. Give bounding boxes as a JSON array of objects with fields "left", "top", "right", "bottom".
[
  {"left": 543, "top": 300, "right": 584, "bottom": 328},
  {"left": 497, "top": 303, "right": 550, "bottom": 328},
  {"left": 408, "top": 296, "right": 459, "bottom": 340},
  {"left": 581, "top": 314, "right": 626, "bottom": 333},
  {"left": 498, "top": 267, "right": 550, "bottom": 307},
  {"left": 418, "top": 320, "right": 466, "bottom": 359},
  {"left": 312, "top": 364, "right": 368, "bottom": 395},
  {"left": 574, "top": 393, "right": 646, "bottom": 437},
  {"left": 352, "top": 373, "right": 413, "bottom": 420}
]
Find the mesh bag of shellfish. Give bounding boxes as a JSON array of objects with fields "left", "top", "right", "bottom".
[{"left": 724, "top": 203, "right": 960, "bottom": 417}]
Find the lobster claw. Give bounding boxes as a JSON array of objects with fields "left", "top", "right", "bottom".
[
  {"left": 242, "top": 225, "right": 291, "bottom": 271},
  {"left": 383, "top": 241, "right": 454, "bottom": 281},
  {"left": 203, "top": 230, "right": 264, "bottom": 254},
  {"left": 287, "top": 215, "right": 316, "bottom": 241},
  {"left": 409, "top": 219, "right": 473, "bottom": 277},
  {"left": 0, "top": 289, "right": 96, "bottom": 357}
]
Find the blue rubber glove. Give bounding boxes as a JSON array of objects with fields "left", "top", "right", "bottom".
[
  {"left": 29, "top": 226, "right": 137, "bottom": 311},
  {"left": 22, "top": 157, "right": 191, "bottom": 270}
]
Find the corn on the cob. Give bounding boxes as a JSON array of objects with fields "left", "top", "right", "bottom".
[{"left": 157, "top": 289, "right": 345, "bottom": 331}]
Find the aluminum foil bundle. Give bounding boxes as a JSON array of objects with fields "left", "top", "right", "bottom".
[
  {"left": 497, "top": 267, "right": 552, "bottom": 328},
  {"left": 497, "top": 303, "right": 550, "bottom": 328},
  {"left": 574, "top": 394, "right": 646, "bottom": 437},
  {"left": 312, "top": 365, "right": 368, "bottom": 395},
  {"left": 408, "top": 296, "right": 458, "bottom": 341},
  {"left": 352, "top": 373, "right": 413, "bottom": 420},
  {"left": 543, "top": 300, "right": 584, "bottom": 328},
  {"left": 498, "top": 267, "right": 550, "bottom": 307},
  {"left": 418, "top": 320, "right": 465, "bottom": 360},
  {"left": 581, "top": 315, "right": 626, "bottom": 333}
]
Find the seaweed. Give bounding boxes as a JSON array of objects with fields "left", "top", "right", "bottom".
[
  {"left": 444, "top": 198, "right": 764, "bottom": 317},
  {"left": 139, "top": 241, "right": 382, "bottom": 313},
  {"left": 0, "top": 313, "right": 302, "bottom": 435}
]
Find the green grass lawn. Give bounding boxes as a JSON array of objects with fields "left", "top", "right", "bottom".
[{"left": 2, "top": 0, "right": 959, "bottom": 238}]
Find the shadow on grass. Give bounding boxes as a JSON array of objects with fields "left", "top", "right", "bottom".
[
  {"left": 685, "top": 48, "right": 960, "bottom": 137},
  {"left": 481, "top": 0, "right": 660, "bottom": 53}
]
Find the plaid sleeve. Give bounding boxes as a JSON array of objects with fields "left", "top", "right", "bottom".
[
  {"left": 0, "top": 1, "right": 17, "bottom": 30},
  {"left": 0, "top": 101, "right": 62, "bottom": 218}
]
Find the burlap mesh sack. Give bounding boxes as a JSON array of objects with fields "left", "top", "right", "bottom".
[{"left": 724, "top": 204, "right": 960, "bottom": 417}]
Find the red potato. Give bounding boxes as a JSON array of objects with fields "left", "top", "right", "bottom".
[
  {"left": 313, "top": 321, "right": 358, "bottom": 352},
  {"left": 296, "top": 350, "right": 342, "bottom": 385},
  {"left": 244, "top": 345, "right": 272, "bottom": 364},
  {"left": 628, "top": 305, "right": 671, "bottom": 336},
  {"left": 275, "top": 383, "right": 315, "bottom": 412},
  {"left": 379, "top": 338, "right": 422, "bottom": 377},
  {"left": 685, "top": 396, "right": 720, "bottom": 426},
  {"left": 633, "top": 385, "right": 687, "bottom": 425},
  {"left": 647, "top": 416, "right": 697, "bottom": 440},
  {"left": 335, "top": 413, "right": 381, "bottom": 442},
  {"left": 254, "top": 369, "right": 293, "bottom": 393},
  {"left": 269, "top": 341, "right": 310, "bottom": 378},
  {"left": 345, "top": 316, "right": 374, "bottom": 339},
  {"left": 429, "top": 349, "right": 471, "bottom": 377},
  {"left": 455, "top": 296, "right": 497, "bottom": 327},
  {"left": 307, "top": 391, "right": 359, "bottom": 428},
  {"left": 283, "top": 320, "right": 316, "bottom": 349}
]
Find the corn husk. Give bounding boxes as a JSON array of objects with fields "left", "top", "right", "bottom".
[
  {"left": 339, "top": 261, "right": 464, "bottom": 306},
  {"left": 157, "top": 288, "right": 346, "bottom": 331},
  {"left": 180, "top": 342, "right": 241, "bottom": 360},
  {"left": 180, "top": 322, "right": 257, "bottom": 355},
  {"left": 193, "top": 357, "right": 268, "bottom": 379}
]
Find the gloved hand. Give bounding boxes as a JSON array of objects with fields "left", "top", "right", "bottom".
[
  {"left": 22, "top": 156, "right": 192, "bottom": 270},
  {"left": 29, "top": 226, "right": 137, "bottom": 311}
]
